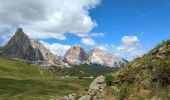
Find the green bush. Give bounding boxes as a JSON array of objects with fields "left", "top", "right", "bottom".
[{"left": 105, "top": 75, "right": 114, "bottom": 86}]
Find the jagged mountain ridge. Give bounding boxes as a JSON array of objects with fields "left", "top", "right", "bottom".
[{"left": 63, "top": 46, "right": 128, "bottom": 68}]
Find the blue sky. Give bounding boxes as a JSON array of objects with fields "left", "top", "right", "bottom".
[
  {"left": 88, "top": 0, "right": 170, "bottom": 56},
  {"left": 0, "top": 0, "right": 170, "bottom": 58}
]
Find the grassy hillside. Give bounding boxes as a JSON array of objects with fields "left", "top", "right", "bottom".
[
  {"left": 0, "top": 57, "right": 91, "bottom": 100},
  {"left": 103, "top": 40, "right": 170, "bottom": 100}
]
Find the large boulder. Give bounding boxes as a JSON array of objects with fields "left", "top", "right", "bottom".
[
  {"left": 78, "top": 75, "right": 106, "bottom": 100},
  {"left": 89, "top": 75, "right": 106, "bottom": 91}
]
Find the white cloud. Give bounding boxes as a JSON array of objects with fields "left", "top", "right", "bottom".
[
  {"left": 0, "top": 0, "right": 101, "bottom": 40},
  {"left": 117, "top": 35, "right": 143, "bottom": 53},
  {"left": 91, "top": 33, "right": 104, "bottom": 37},
  {"left": 81, "top": 38, "right": 96, "bottom": 46},
  {"left": 121, "top": 36, "right": 139, "bottom": 45},
  {"left": 95, "top": 44, "right": 109, "bottom": 51},
  {"left": 40, "top": 40, "right": 71, "bottom": 56},
  {"left": 78, "top": 32, "right": 104, "bottom": 37}
]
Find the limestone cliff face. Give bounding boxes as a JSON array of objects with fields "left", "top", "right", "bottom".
[
  {"left": 63, "top": 46, "right": 89, "bottom": 65},
  {"left": 0, "top": 28, "right": 44, "bottom": 61},
  {"left": 88, "top": 48, "right": 128, "bottom": 68}
]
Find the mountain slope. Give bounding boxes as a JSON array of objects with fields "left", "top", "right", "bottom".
[
  {"left": 77, "top": 40, "right": 170, "bottom": 100},
  {"left": 0, "top": 57, "right": 91, "bottom": 99}
]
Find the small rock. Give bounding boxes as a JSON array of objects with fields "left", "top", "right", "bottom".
[{"left": 64, "top": 93, "right": 77, "bottom": 100}]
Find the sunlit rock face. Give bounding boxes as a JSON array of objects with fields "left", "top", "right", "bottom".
[
  {"left": 63, "top": 46, "right": 89, "bottom": 65},
  {"left": 88, "top": 48, "right": 128, "bottom": 68}
]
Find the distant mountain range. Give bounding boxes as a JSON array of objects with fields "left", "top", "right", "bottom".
[
  {"left": 63, "top": 46, "right": 127, "bottom": 67},
  {"left": 0, "top": 28, "right": 127, "bottom": 68}
]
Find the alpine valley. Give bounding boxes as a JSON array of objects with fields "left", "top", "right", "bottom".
[
  {"left": 0, "top": 28, "right": 127, "bottom": 99},
  {"left": 0, "top": 0, "right": 170, "bottom": 100}
]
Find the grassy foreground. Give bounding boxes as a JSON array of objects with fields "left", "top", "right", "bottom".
[{"left": 0, "top": 57, "right": 91, "bottom": 100}]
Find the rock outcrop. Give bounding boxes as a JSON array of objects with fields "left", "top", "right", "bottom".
[
  {"left": 63, "top": 46, "right": 89, "bottom": 65},
  {"left": 88, "top": 48, "right": 128, "bottom": 67},
  {"left": 0, "top": 28, "right": 44, "bottom": 61},
  {"left": 79, "top": 75, "right": 106, "bottom": 100}
]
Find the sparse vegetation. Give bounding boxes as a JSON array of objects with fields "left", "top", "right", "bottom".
[{"left": 103, "top": 39, "right": 170, "bottom": 100}]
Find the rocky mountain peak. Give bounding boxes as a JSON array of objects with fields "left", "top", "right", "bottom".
[
  {"left": 63, "top": 45, "right": 89, "bottom": 65},
  {"left": 15, "top": 28, "right": 23, "bottom": 35},
  {"left": 1, "top": 28, "right": 44, "bottom": 61}
]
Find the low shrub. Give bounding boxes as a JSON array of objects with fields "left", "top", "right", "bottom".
[{"left": 105, "top": 75, "right": 115, "bottom": 86}]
